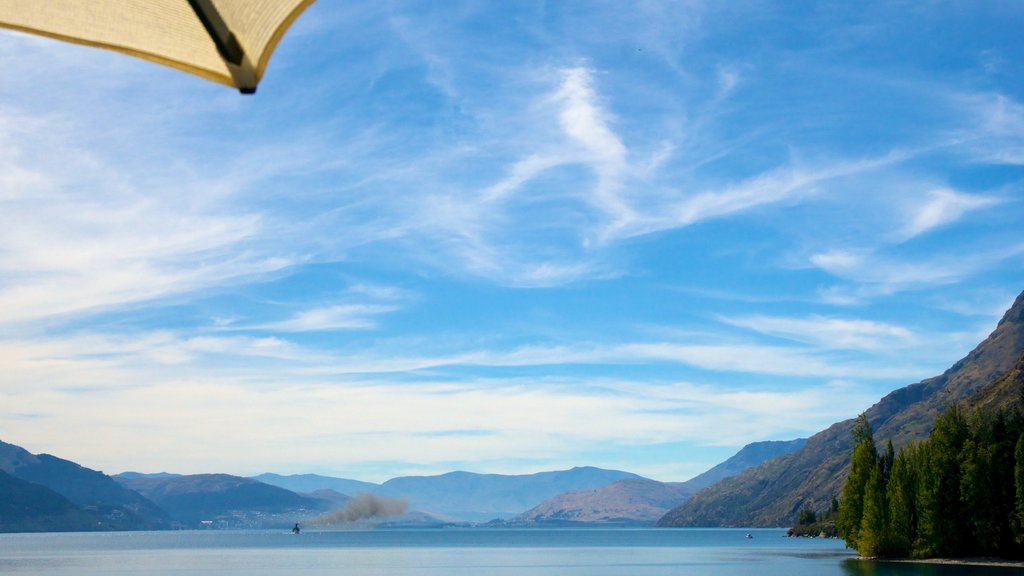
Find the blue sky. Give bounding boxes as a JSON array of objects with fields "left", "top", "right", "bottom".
[{"left": 1, "top": 1, "right": 1022, "bottom": 482}]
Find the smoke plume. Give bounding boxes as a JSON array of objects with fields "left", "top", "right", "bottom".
[{"left": 310, "top": 493, "right": 408, "bottom": 525}]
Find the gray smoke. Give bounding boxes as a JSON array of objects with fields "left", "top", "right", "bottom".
[{"left": 310, "top": 493, "right": 408, "bottom": 524}]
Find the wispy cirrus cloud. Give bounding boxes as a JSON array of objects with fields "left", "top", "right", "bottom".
[
  {"left": 957, "top": 92, "right": 1024, "bottom": 165},
  {"left": 552, "top": 67, "right": 634, "bottom": 232},
  {"left": 247, "top": 303, "right": 400, "bottom": 332},
  {"left": 812, "top": 244, "right": 1024, "bottom": 304},
  {"left": 224, "top": 282, "right": 414, "bottom": 333},
  {"left": 438, "top": 64, "right": 923, "bottom": 286},
  {"left": 719, "top": 314, "right": 915, "bottom": 351},
  {"left": 897, "top": 188, "right": 1003, "bottom": 241},
  {"left": 0, "top": 127, "right": 291, "bottom": 326},
  {"left": 614, "top": 149, "right": 914, "bottom": 240}
]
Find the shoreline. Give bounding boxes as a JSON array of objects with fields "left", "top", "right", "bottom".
[{"left": 868, "top": 557, "right": 1024, "bottom": 568}]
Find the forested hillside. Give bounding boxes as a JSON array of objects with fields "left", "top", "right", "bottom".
[
  {"left": 660, "top": 291, "right": 1024, "bottom": 527},
  {"left": 838, "top": 403, "right": 1024, "bottom": 559}
]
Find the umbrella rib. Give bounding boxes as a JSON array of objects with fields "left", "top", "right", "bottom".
[
  {"left": 186, "top": 0, "right": 258, "bottom": 93},
  {"left": 186, "top": 0, "right": 245, "bottom": 66}
]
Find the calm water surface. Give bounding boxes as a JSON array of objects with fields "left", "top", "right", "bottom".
[{"left": 0, "top": 528, "right": 1018, "bottom": 576}]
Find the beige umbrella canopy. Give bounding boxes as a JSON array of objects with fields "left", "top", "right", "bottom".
[{"left": 0, "top": 0, "right": 316, "bottom": 93}]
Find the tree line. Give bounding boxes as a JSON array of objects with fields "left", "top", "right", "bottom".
[{"left": 837, "top": 406, "right": 1024, "bottom": 559}]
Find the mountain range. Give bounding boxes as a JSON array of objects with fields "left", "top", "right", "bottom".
[
  {"left": 658, "top": 290, "right": 1024, "bottom": 527},
  {"left": 0, "top": 440, "right": 794, "bottom": 531},
  {"left": 510, "top": 439, "right": 805, "bottom": 525},
  {"left": 251, "top": 473, "right": 378, "bottom": 496},
  {"left": 114, "top": 473, "right": 333, "bottom": 528},
  {"left": 374, "top": 467, "right": 645, "bottom": 522}
]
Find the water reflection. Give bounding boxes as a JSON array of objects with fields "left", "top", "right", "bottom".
[{"left": 841, "top": 558, "right": 1024, "bottom": 575}]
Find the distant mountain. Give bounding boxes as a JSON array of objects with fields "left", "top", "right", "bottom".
[
  {"left": 374, "top": 466, "right": 643, "bottom": 522},
  {"left": 659, "top": 290, "right": 1024, "bottom": 528},
  {"left": 116, "top": 474, "right": 332, "bottom": 528},
  {"left": 0, "top": 470, "right": 102, "bottom": 532},
  {"left": 509, "top": 438, "right": 806, "bottom": 525},
  {"left": 116, "top": 471, "right": 181, "bottom": 479},
  {"left": 514, "top": 478, "right": 692, "bottom": 525},
  {"left": 0, "top": 440, "right": 169, "bottom": 531},
  {"left": 303, "top": 488, "right": 352, "bottom": 505},
  {"left": 684, "top": 439, "right": 807, "bottom": 492},
  {"left": 251, "top": 472, "right": 378, "bottom": 496}
]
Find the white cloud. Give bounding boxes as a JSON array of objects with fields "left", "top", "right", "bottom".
[
  {"left": 0, "top": 330, "right": 879, "bottom": 478},
  {"left": 553, "top": 67, "right": 634, "bottom": 230},
  {"left": 482, "top": 154, "right": 568, "bottom": 202},
  {"left": 240, "top": 336, "right": 927, "bottom": 380},
  {"left": 252, "top": 304, "right": 399, "bottom": 332},
  {"left": 898, "top": 188, "right": 1002, "bottom": 240},
  {"left": 811, "top": 244, "right": 1024, "bottom": 302},
  {"left": 960, "top": 93, "right": 1024, "bottom": 165},
  {"left": 0, "top": 105, "right": 303, "bottom": 326},
  {"left": 720, "top": 314, "right": 915, "bottom": 351},
  {"left": 810, "top": 249, "right": 865, "bottom": 272},
  {"left": 627, "top": 149, "right": 915, "bottom": 237},
  {"left": 474, "top": 67, "right": 635, "bottom": 230},
  {"left": 613, "top": 342, "right": 923, "bottom": 379}
]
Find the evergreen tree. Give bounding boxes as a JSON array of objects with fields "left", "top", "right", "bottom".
[
  {"left": 1015, "top": 432, "right": 1024, "bottom": 546},
  {"left": 798, "top": 508, "right": 816, "bottom": 526},
  {"left": 858, "top": 464, "right": 889, "bottom": 556},
  {"left": 960, "top": 438, "right": 997, "bottom": 554},
  {"left": 986, "top": 412, "right": 1020, "bottom": 553},
  {"left": 916, "top": 406, "right": 968, "bottom": 557},
  {"left": 838, "top": 414, "right": 877, "bottom": 550},
  {"left": 887, "top": 443, "right": 917, "bottom": 557},
  {"left": 840, "top": 405, "right": 1024, "bottom": 560},
  {"left": 881, "top": 440, "right": 895, "bottom": 485}
]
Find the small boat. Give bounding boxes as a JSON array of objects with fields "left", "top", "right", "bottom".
[
  {"left": 745, "top": 533, "right": 753, "bottom": 539},
  {"left": 292, "top": 523, "right": 301, "bottom": 534}
]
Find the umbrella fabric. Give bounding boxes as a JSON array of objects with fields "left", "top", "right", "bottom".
[{"left": 0, "top": 0, "right": 315, "bottom": 93}]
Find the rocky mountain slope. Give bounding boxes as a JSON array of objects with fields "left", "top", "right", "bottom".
[
  {"left": 684, "top": 439, "right": 808, "bottom": 492},
  {"left": 658, "top": 290, "right": 1024, "bottom": 527}
]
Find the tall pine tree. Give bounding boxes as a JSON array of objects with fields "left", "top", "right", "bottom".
[
  {"left": 838, "top": 414, "right": 877, "bottom": 550},
  {"left": 886, "top": 443, "right": 918, "bottom": 557},
  {"left": 858, "top": 464, "right": 890, "bottom": 556},
  {"left": 960, "top": 437, "right": 997, "bottom": 554},
  {"left": 915, "top": 406, "right": 969, "bottom": 557},
  {"left": 1015, "top": 432, "right": 1024, "bottom": 546}
]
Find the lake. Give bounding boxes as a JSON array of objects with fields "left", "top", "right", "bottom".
[{"left": 0, "top": 528, "right": 1019, "bottom": 575}]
